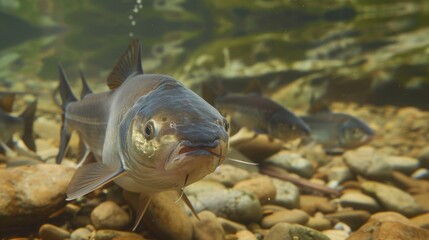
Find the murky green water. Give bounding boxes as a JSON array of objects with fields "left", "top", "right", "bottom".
[{"left": 0, "top": 0, "right": 429, "bottom": 109}]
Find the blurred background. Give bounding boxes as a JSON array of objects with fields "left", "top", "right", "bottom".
[{"left": 0, "top": 0, "right": 428, "bottom": 110}]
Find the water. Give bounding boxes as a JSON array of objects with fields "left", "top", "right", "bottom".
[{"left": 1, "top": 0, "right": 428, "bottom": 110}]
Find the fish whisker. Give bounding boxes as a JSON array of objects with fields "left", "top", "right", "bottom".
[
  {"left": 225, "top": 157, "right": 259, "bottom": 166},
  {"left": 174, "top": 174, "right": 189, "bottom": 203}
]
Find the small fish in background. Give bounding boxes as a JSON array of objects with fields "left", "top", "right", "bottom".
[
  {"left": 202, "top": 80, "right": 311, "bottom": 144},
  {"left": 300, "top": 112, "right": 375, "bottom": 153},
  {"left": 56, "top": 39, "right": 229, "bottom": 230},
  {"left": 0, "top": 92, "right": 37, "bottom": 155}
]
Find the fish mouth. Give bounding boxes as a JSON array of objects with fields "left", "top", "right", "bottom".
[{"left": 165, "top": 140, "right": 224, "bottom": 171}]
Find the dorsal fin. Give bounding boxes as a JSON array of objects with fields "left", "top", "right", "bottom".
[
  {"left": 107, "top": 39, "right": 143, "bottom": 90},
  {"left": 79, "top": 70, "right": 93, "bottom": 99}
]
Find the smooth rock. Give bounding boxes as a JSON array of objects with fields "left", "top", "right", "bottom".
[
  {"left": 412, "top": 168, "right": 429, "bottom": 180},
  {"left": 305, "top": 217, "right": 332, "bottom": 231},
  {"left": 327, "top": 166, "right": 353, "bottom": 184},
  {"left": 411, "top": 212, "right": 429, "bottom": 229},
  {"left": 265, "top": 152, "right": 314, "bottom": 178},
  {"left": 362, "top": 181, "right": 424, "bottom": 217},
  {"left": 300, "top": 195, "right": 336, "bottom": 215},
  {"left": 39, "top": 224, "right": 70, "bottom": 240},
  {"left": 192, "top": 211, "right": 225, "bottom": 240},
  {"left": 91, "top": 201, "right": 130, "bottom": 230},
  {"left": 204, "top": 164, "right": 251, "bottom": 187},
  {"left": 233, "top": 176, "right": 276, "bottom": 204},
  {"left": 325, "top": 210, "right": 370, "bottom": 230},
  {"left": 348, "top": 212, "right": 429, "bottom": 240},
  {"left": 322, "top": 230, "right": 349, "bottom": 240},
  {"left": 344, "top": 147, "right": 392, "bottom": 180},
  {"left": 340, "top": 191, "right": 380, "bottom": 212},
  {"left": 218, "top": 217, "right": 246, "bottom": 234},
  {"left": 0, "top": 164, "right": 74, "bottom": 228},
  {"left": 384, "top": 155, "right": 419, "bottom": 174},
  {"left": 265, "top": 223, "right": 330, "bottom": 240},
  {"left": 418, "top": 146, "right": 429, "bottom": 168},
  {"left": 189, "top": 189, "right": 262, "bottom": 223},
  {"left": 271, "top": 178, "right": 300, "bottom": 209},
  {"left": 236, "top": 230, "right": 256, "bottom": 240},
  {"left": 143, "top": 191, "right": 193, "bottom": 240},
  {"left": 91, "top": 230, "right": 144, "bottom": 240},
  {"left": 70, "top": 228, "right": 91, "bottom": 240},
  {"left": 185, "top": 180, "right": 226, "bottom": 196},
  {"left": 262, "top": 209, "right": 309, "bottom": 228},
  {"left": 414, "top": 192, "right": 429, "bottom": 212}
]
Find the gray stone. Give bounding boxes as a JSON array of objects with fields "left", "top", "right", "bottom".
[
  {"left": 192, "top": 211, "right": 225, "bottom": 240},
  {"left": 340, "top": 191, "right": 381, "bottom": 212},
  {"left": 90, "top": 201, "right": 130, "bottom": 230},
  {"left": 384, "top": 155, "right": 419, "bottom": 174},
  {"left": 265, "top": 223, "right": 330, "bottom": 240},
  {"left": 265, "top": 152, "right": 314, "bottom": 178},
  {"left": 204, "top": 164, "right": 251, "bottom": 187},
  {"left": 233, "top": 176, "right": 276, "bottom": 205},
  {"left": 362, "top": 181, "right": 424, "bottom": 217},
  {"left": 271, "top": 178, "right": 300, "bottom": 209},
  {"left": 189, "top": 189, "right": 262, "bottom": 223},
  {"left": 344, "top": 147, "right": 392, "bottom": 180},
  {"left": 185, "top": 180, "right": 226, "bottom": 196},
  {"left": 262, "top": 209, "right": 309, "bottom": 228},
  {"left": 322, "top": 230, "right": 349, "bottom": 240},
  {"left": 39, "top": 224, "right": 70, "bottom": 240},
  {"left": 0, "top": 164, "right": 74, "bottom": 228},
  {"left": 328, "top": 166, "right": 353, "bottom": 184},
  {"left": 70, "top": 228, "right": 91, "bottom": 240}
]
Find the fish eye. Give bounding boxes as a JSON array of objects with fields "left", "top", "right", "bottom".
[{"left": 143, "top": 121, "right": 156, "bottom": 140}]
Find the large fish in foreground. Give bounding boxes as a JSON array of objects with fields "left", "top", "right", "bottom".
[{"left": 56, "top": 40, "right": 229, "bottom": 229}]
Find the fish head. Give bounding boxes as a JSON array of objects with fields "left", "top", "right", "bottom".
[
  {"left": 339, "top": 116, "right": 375, "bottom": 149},
  {"left": 268, "top": 110, "right": 311, "bottom": 142},
  {"left": 121, "top": 82, "right": 229, "bottom": 192}
]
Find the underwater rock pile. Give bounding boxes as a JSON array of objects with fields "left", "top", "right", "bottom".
[{"left": 1, "top": 101, "right": 429, "bottom": 240}]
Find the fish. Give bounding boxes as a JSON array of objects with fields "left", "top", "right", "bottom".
[
  {"left": 0, "top": 93, "right": 37, "bottom": 154},
  {"left": 202, "top": 81, "right": 311, "bottom": 143},
  {"left": 55, "top": 39, "right": 229, "bottom": 230},
  {"left": 300, "top": 112, "right": 375, "bottom": 152}
]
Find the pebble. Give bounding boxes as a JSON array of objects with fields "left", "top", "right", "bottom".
[
  {"left": 236, "top": 230, "right": 257, "bottom": 240},
  {"left": 233, "top": 176, "right": 276, "bottom": 204},
  {"left": 0, "top": 164, "right": 74, "bottom": 228},
  {"left": 271, "top": 178, "right": 300, "bottom": 209},
  {"left": 384, "top": 155, "right": 419, "bottom": 174},
  {"left": 262, "top": 209, "right": 309, "bottom": 228},
  {"left": 91, "top": 230, "right": 144, "bottom": 240},
  {"left": 265, "top": 152, "right": 314, "bottom": 178},
  {"left": 39, "top": 224, "right": 70, "bottom": 240},
  {"left": 348, "top": 212, "right": 429, "bottom": 240},
  {"left": 204, "top": 164, "right": 251, "bottom": 187},
  {"left": 300, "top": 195, "right": 336, "bottom": 215},
  {"left": 306, "top": 217, "right": 332, "bottom": 231},
  {"left": 142, "top": 191, "right": 193, "bottom": 240},
  {"left": 325, "top": 210, "right": 370, "bottom": 230},
  {"left": 413, "top": 192, "right": 429, "bottom": 212},
  {"left": 344, "top": 147, "right": 392, "bottom": 180},
  {"left": 70, "top": 228, "right": 91, "bottom": 240},
  {"left": 218, "top": 217, "right": 247, "bottom": 234},
  {"left": 322, "top": 229, "right": 349, "bottom": 240},
  {"left": 340, "top": 191, "right": 380, "bottom": 212},
  {"left": 90, "top": 201, "right": 130, "bottom": 230},
  {"left": 411, "top": 212, "right": 429, "bottom": 229},
  {"left": 327, "top": 166, "right": 353, "bottom": 184},
  {"left": 362, "top": 181, "right": 424, "bottom": 217},
  {"left": 189, "top": 189, "right": 262, "bottom": 223},
  {"left": 192, "top": 211, "right": 225, "bottom": 240},
  {"left": 264, "top": 223, "right": 330, "bottom": 240},
  {"left": 185, "top": 180, "right": 226, "bottom": 196}
]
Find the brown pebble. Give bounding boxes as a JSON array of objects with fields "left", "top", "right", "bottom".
[{"left": 39, "top": 224, "right": 70, "bottom": 240}]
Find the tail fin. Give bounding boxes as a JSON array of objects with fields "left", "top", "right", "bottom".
[
  {"left": 79, "top": 71, "right": 93, "bottom": 100},
  {"left": 19, "top": 100, "right": 37, "bottom": 152},
  {"left": 56, "top": 64, "right": 77, "bottom": 164}
]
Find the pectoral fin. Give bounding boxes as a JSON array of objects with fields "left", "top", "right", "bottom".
[{"left": 66, "top": 162, "right": 125, "bottom": 200}]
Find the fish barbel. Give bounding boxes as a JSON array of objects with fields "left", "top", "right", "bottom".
[{"left": 56, "top": 39, "right": 229, "bottom": 229}]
